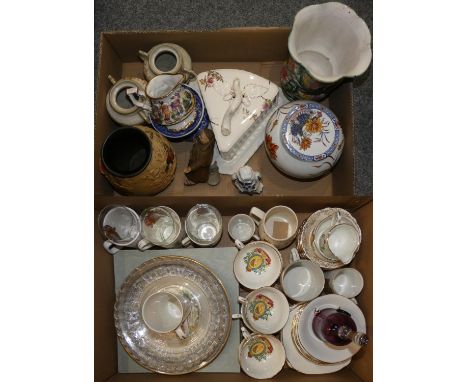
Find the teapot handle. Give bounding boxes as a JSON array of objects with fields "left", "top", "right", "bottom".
[{"left": 138, "top": 50, "right": 149, "bottom": 61}]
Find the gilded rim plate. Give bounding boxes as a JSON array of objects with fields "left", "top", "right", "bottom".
[
  {"left": 281, "top": 304, "right": 351, "bottom": 374},
  {"left": 114, "top": 256, "right": 231, "bottom": 374}
]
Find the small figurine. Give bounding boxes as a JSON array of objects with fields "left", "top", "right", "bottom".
[
  {"left": 184, "top": 129, "right": 216, "bottom": 185},
  {"left": 232, "top": 166, "right": 263, "bottom": 195}
]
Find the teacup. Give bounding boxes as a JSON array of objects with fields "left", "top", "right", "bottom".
[
  {"left": 318, "top": 220, "right": 360, "bottom": 264},
  {"left": 233, "top": 240, "right": 283, "bottom": 290},
  {"left": 239, "top": 327, "right": 285, "bottom": 379},
  {"left": 228, "top": 214, "right": 259, "bottom": 243},
  {"left": 325, "top": 268, "right": 364, "bottom": 298},
  {"left": 281, "top": 248, "right": 325, "bottom": 302},
  {"left": 250, "top": 206, "right": 298, "bottom": 249},
  {"left": 98, "top": 205, "right": 143, "bottom": 254},
  {"left": 184, "top": 204, "right": 223, "bottom": 247},
  {"left": 138, "top": 206, "right": 188, "bottom": 250},
  {"left": 141, "top": 291, "right": 192, "bottom": 339},
  {"left": 233, "top": 287, "right": 289, "bottom": 334},
  {"left": 127, "top": 73, "right": 195, "bottom": 126}
]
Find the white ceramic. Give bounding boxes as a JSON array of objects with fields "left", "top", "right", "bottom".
[
  {"left": 184, "top": 204, "right": 223, "bottom": 247},
  {"left": 228, "top": 214, "right": 258, "bottom": 243},
  {"left": 141, "top": 291, "right": 192, "bottom": 339},
  {"left": 197, "top": 69, "right": 279, "bottom": 162},
  {"left": 298, "top": 294, "right": 366, "bottom": 363},
  {"left": 281, "top": 248, "right": 324, "bottom": 302},
  {"left": 281, "top": 305, "right": 351, "bottom": 374},
  {"left": 313, "top": 209, "right": 361, "bottom": 264},
  {"left": 319, "top": 223, "right": 360, "bottom": 264},
  {"left": 239, "top": 327, "right": 285, "bottom": 379},
  {"left": 98, "top": 205, "right": 143, "bottom": 254},
  {"left": 138, "top": 206, "right": 188, "bottom": 250},
  {"left": 233, "top": 240, "right": 283, "bottom": 289},
  {"left": 250, "top": 206, "right": 298, "bottom": 249},
  {"left": 289, "top": 2, "right": 372, "bottom": 83},
  {"left": 212, "top": 89, "right": 289, "bottom": 175},
  {"left": 265, "top": 100, "right": 344, "bottom": 179},
  {"left": 139, "top": 43, "right": 196, "bottom": 81},
  {"left": 105, "top": 75, "right": 149, "bottom": 126},
  {"left": 325, "top": 268, "right": 364, "bottom": 298},
  {"left": 233, "top": 287, "right": 289, "bottom": 334},
  {"left": 232, "top": 166, "right": 263, "bottom": 195}
]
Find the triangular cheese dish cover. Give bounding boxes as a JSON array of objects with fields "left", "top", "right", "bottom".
[{"left": 197, "top": 69, "right": 279, "bottom": 160}]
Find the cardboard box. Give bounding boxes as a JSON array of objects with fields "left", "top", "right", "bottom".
[{"left": 95, "top": 29, "right": 372, "bottom": 382}]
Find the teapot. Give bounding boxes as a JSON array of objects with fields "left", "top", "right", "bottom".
[{"left": 138, "top": 43, "right": 197, "bottom": 81}]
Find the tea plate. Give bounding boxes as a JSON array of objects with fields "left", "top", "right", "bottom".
[
  {"left": 114, "top": 256, "right": 231, "bottom": 374},
  {"left": 281, "top": 305, "right": 351, "bottom": 374},
  {"left": 297, "top": 294, "right": 366, "bottom": 364}
]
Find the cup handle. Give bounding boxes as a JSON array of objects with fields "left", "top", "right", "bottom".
[
  {"left": 175, "top": 319, "right": 190, "bottom": 339},
  {"left": 290, "top": 247, "right": 300, "bottom": 263},
  {"left": 249, "top": 207, "right": 265, "bottom": 226},
  {"left": 241, "top": 326, "right": 251, "bottom": 340},
  {"left": 103, "top": 240, "right": 121, "bottom": 255},
  {"left": 234, "top": 239, "right": 245, "bottom": 250},
  {"left": 126, "top": 87, "right": 151, "bottom": 111},
  {"left": 232, "top": 313, "right": 242, "bottom": 319},
  {"left": 181, "top": 237, "right": 191, "bottom": 247},
  {"left": 238, "top": 296, "right": 247, "bottom": 304},
  {"left": 330, "top": 210, "right": 342, "bottom": 228},
  {"left": 252, "top": 234, "right": 260, "bottom": 241},
  {"left": 138, "top": 239, "right": 153, "bottom": 251}
]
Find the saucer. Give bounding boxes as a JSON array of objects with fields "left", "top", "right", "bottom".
[
  {"left": 281, "top": 305, "right": 351, "bottom": 374},
  {"left": 149, "top": 84, "right": 205, "bottom": 139},
  {"left": 233, "top": 241, "right": 283, "bottom": 290},
  {"left": 114, "top": 256, "right": 231, "bottom": 374},
  {"left": 297, "top": 294, "right": 366, "bottom": 364}
]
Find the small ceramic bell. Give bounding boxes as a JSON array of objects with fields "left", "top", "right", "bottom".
[{"left": 232, "top": 166, "right": 263, "bottom": 195}]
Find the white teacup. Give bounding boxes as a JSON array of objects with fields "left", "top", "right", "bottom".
[
  {"left": 318, "top": 223, "right": 360, "bottom": 264},
  {"left": 325, "top": 268, "right": 364, "bottom": 298},
  {"left": 138, "top": 206, "right": 188, "bottom": 250},
  {"left": 281, "top": 248, "right": 325, "bottom": 302},
  {"left": 141, "top": 291, "right": 192, "bottom": 339},
  {"left": 233, "top": 287, "right": 289, "bottom": 334},
  {"left": 228, "top": 214, "right": 259, "bottom": 243},
  {"left": 250, "top": 206, "right": 298, "bottom": 249},
  {"left": 184, "top": 204, "right": 223, "bottom": 247},
  {"left": 233, "top": 240, "right": 283, "bottom": 290},
  {"left": 98, "top": 205, "right": 143, "bottom": 254},
  {"left": 238, "top": 327, "right": 285, "bottom": 379}
]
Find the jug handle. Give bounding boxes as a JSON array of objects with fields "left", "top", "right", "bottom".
[{"left": 126, "top": 87, "right": 151, "bottom": 111}]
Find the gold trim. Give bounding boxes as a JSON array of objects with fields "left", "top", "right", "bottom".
[{"left": 114, "top": 255, "right": 232, "bottom": 375}]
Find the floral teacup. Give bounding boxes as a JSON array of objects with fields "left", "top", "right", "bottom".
[
  {"left": 233, "top": 287, "right": 289, "bottom": 334},
  {"left": 239, "top": 327, "right": 285, "bottom": 379},
  {"left": 233, "top": 240, "right": 283, "bottom": 290}
]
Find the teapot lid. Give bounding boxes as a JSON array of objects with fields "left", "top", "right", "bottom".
[{"left": 280, "top": 101, "right": 341, "bottom": 162}]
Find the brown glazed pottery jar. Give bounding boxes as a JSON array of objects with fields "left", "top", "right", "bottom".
[{"left": 100, "top": 125, "right": 176, "bottom": 195}]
